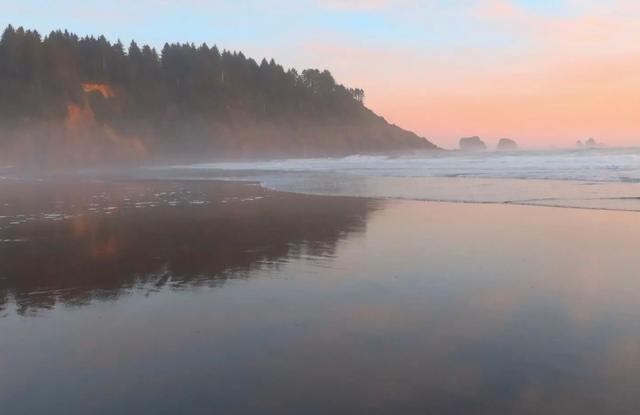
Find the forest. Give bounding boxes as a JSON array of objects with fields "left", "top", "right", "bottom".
[{"left": 0, "top": 25, "right": 437, "bottom": 165}]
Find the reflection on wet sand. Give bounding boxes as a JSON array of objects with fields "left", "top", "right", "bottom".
[
  {"left": 2, "top": 181, "right": 640, "bottom": 414},
  {"left": 0, "top": 180, "right": 378, "bottom": 315}
]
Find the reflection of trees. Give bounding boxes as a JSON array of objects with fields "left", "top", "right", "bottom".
[{"left": 0, "top": 181, "right": 379, "bottom": 315}]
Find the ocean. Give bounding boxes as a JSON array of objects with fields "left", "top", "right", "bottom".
[{"left": 164, "top": 147, "right": 640, "bottom": 211}]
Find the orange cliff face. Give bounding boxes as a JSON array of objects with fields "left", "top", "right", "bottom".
[
  {"left": 66, "top": 83, "right": 115, "bottom": 129},
  {"left": 61, "top": 82, "right": 149, "bottom": 162},
  {"left": 81, "top": 83, "right": 116, "bottom": 99},
  {"left": 66, "top": 103, "right": 95, "bottom": 130}
]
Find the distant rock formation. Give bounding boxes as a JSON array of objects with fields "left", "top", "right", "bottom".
[
  {"left": 459, "top": 136, "right": 487, "bottom": 152},
  {"left": 497, "top": 138, "right": 518, "bottom": 151},
  {"left": 585, "top": 138, "right": 601, "bottom": 148},
  {"left": 578, "top": 138, "right": 602, "bottom": 149}
]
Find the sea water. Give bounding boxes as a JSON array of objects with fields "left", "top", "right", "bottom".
[{"left": 167, "top": 147, "right": 640, "bottom": 211}]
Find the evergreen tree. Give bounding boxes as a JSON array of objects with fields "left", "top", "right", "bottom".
[{"left": 0, "top": 24, "right": 433, "bottom": 163}]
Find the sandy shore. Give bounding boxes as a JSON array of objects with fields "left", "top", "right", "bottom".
[{"left": 1, "top": 178, "right": 640, "bottom": 414}]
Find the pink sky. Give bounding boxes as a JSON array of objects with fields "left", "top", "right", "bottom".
[
  {"left": 4, "top": 0, "right": 640, "bottom": 149},
  {"left": 299, "top": 0, "right": 640, "bottom": 149}
]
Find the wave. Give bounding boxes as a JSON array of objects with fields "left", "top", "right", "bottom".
[
  {"left": 177, "top": 148, "right": 640, "bottom": 183},
  {"left": 155, "top": 148, "right": 640, "bottom": 212}
]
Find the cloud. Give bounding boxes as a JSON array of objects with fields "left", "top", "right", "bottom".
[
  {"left": 314, "top": 0, "right": 415, "bottom": 11},
  {"left": 472, "top": 0, "right": 525, "bottom": 20}
]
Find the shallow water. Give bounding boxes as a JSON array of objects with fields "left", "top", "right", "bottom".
[
  {"left": 164, "top": 148, "right": 640, "bottom": 211},
  {"left": 174, "top": 148, "right": 640, "bottom": 182},
  {"left": 2, "top": 179, "right": 640, "bottom": 414}
]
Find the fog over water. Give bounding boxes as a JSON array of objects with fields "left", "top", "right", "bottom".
[
  {"left": 161, "top": 148, "right": 640, "bottom": 211},
  {"left": 180, "top": 148, "right": 640, "bottom": 182}
]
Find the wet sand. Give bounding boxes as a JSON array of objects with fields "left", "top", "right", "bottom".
[{"left": 2, "top": 179, "right": 640, "bottom": 414}]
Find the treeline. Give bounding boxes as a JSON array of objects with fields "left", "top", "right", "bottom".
[{"left": 0, "top": 25, "right": 435, "bottom": 164}]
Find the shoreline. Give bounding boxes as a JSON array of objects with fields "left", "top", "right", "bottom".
[
  {"left": 4, "top": 175, "right": 640, "bottom": 414},
  {"left": 228, "top": 175, "right": 640, "bottom": 214},
  {"left": 3, "top": 171, "right": 640, "bottom": 213},
  {"left": 4, "top": 176, "right": 640, "bottom": 318}
]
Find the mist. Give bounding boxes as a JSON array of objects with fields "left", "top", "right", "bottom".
[{"left": 0, "top": 25, "right": 436, "bottom": 168}]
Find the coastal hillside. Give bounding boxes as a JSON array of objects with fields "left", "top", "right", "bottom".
[{"left": 0, "top": 25, "right": 437, "bottom": 166}]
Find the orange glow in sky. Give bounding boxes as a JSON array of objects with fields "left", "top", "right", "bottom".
[
  {"left": 4, "top": 0, "right": 640, "bottom": 149},
  {"left": 298, "top": 1, "right": 640, "bottom": 148}
]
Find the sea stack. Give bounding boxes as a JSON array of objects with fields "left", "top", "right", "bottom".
[
  {"left": 497, "top": 138, "right": 518, "bottom": 151},
  {"left": 585, "top": 138, "right": 600, "bottom": 148},
  {"left": 459, "top": 136, "right": 487, "bottom": 152}
]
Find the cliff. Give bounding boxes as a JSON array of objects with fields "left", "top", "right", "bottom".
[{"left": 0, "top": 25, "right": 438, "bottom": 166}]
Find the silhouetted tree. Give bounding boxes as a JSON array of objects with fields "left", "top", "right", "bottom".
[{"left": 0, "top": 25, "right": 433, "bottom": 162}]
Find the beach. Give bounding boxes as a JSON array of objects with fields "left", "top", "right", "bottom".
[
  {"left": 2, "top": 177, "right": 640, "bottom": 414},
  {"left": 4, "top": 4, "right": 640, "bottom": 413}
]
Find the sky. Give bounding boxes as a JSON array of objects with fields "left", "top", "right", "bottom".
[{"left": 3, "top": 0, "right": 640, "bottom": 149}]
